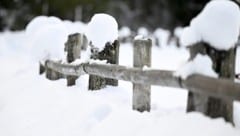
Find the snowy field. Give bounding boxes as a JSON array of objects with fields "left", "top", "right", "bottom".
[
  {"left": 0, "top": 27, "right": 240, "bottom": 136},
  {"left": 1, "top": 1, "right": 240, "bottom": 134}
]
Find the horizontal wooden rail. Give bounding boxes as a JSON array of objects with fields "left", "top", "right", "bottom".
[{"left": 45, "top": 60, "right": 240, "bottom": 101}]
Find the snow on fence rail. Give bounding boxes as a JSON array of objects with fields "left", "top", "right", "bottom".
[{"left": 43, "top": 33, "right": 240, "bottom": 124}]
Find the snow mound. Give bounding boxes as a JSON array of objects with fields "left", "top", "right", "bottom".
[
  {"left": 63, "top": 20, "right": 86, "bottom": 34},
  {"left": 25, "top": 16, "right": 62, "bottom": 37},
  {"left": 30, "top": 24, "right": 68, "bottom": 63},
  {"left": 180, "top": 0, "right": 240, "bottom": 50},
  {"left": 175, "top": 54, "right": 218, "bottom": 79},
  {"left": 1, "top": 30, "right": 240, "bottom": 135},
  {"left": 153, "top": 28, "right": 170, "bottom": 47},
  {"left": 25, "top": 16, "right": 68, "bottom": 62},
  {"left": 138, "top": 27, "right": 149, "bottom": 37},
  {"left": 86, "top": 13, "right": 118, "bottom": 50},
  {"left": 119, "top": 26, "right": 131, "bottom": 38},
  {"left": 25, "top": 16, "right": 89, "bottom": 63}
]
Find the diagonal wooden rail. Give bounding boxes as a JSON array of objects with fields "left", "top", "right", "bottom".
[{"left": 45, "top": 60, "right": 240, "bottom": 101}]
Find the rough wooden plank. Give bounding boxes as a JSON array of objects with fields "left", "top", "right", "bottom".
[
  {"left": 45, "top": 60, "right": 240, "bottom": 101},
  {"left": 45, "top": 60, "right": 85, "bottom": 76},
  {"left": 133, "top": 39, "right": 152, "bottom": 112},
  {"left": 44, "top": 60, "right": 63, "bottom": 80},
  {"left": 83, "top": 63, "right": 181, "bottom": 88},
  {"left": 42, "top": 59, "right": 63, "bottom": 80}
]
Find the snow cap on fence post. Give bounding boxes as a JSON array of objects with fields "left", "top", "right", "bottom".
[
  {"left": 88, "top": 40, "right": 120, "bottom": 90},
  {"left": 86, "top": 13, "right": 118, "bottom": 51},
  {"left": 178, "top": 0, "right": 240, "bottom": 124},
  {"left": 87, "top": 13, "right": 120, "bottom": 90},
  {"left": 133, "top": 35, "right": 152, "bottom": 112},
  {"left": 26, "top": 16, "right": 68, "bottom": 63},
  {"left": 25, "top": 16, "right": 69, "bottom": 77},
  {"left": 180, "top": 0, "right": 240, "bottom": 50}
]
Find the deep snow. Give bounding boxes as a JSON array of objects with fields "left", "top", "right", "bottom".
[
  {"left": 0, "top": 29, "right": 240, "bottom": 136},
  {"left": 180, "top": 0, "right": 240, "bottom": 50},
  {"left": 0, "top": 12, "right": 240, "bottom": 135},
  {"left": 86, "top": 13, "right": 118, "bottom": 50}
]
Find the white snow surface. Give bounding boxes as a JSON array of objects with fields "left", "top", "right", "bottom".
[
  {"left": 86, "top": 13, "right": 118, "bottom": 50},
  {"left": 0, "top": 28, "right": 240, "bottom": 135},
  {"left": 137, "top": 27, "right": 149, "bottom": 37},
  {"left": 25, "top": 16, "right": 62, "bottom": 37},
  {"left": 28, "top": 23, "right": 68, "bottom": 62},
  {"left": 175, "top": 54, "right": 218, "bottom": 79},
  {"left": 63, "top": 20, "right": 86, "bottom": 34},
  {"left": 180, "top": 0, "right": 240, "bottom": 50},
  {"left": 25, "top": 16, "right": 87, "bottom": 63}
]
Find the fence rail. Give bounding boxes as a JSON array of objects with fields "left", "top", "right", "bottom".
[{"left": 45, "top": 60, "right": 240, "bottom": 101}]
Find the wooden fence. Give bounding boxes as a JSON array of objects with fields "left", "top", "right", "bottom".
[
  {"left": 46, "top": 60, "right": 240, "bottom": 100},
  {"left": 43, "top": 33, "right": 240, "bottom": 124}
]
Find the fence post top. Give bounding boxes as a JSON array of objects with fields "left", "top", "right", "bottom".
[{"left": 134, "top": 38, "right": 152, "bottom": 47}]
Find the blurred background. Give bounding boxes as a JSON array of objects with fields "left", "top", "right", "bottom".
[{"left": 0, "top": 0, "right": 237, "bottom": 33}]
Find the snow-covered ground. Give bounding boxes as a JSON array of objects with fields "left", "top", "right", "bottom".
[
  {"left": 1, "top": 2, "right": 240, "bottom": 133},
  {"left": 0, "top": 28, "right": 240, "bottom": 136}
]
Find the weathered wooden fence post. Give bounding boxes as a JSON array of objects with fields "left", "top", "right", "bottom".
[
  {"left": 88, "top": 40, "right": 120, "bottom": 90},
  {"left": 88, "top": 47, "right": 106, "bottom": 90},
  {"left": 187, "top": 42, "right": 236, "bottom": 123},
  {"left": 132, "top": 38, "right": 152, "bottom": 112},
  {"left": 65, "top": 33, "right": 84, "bottom": 86}
]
